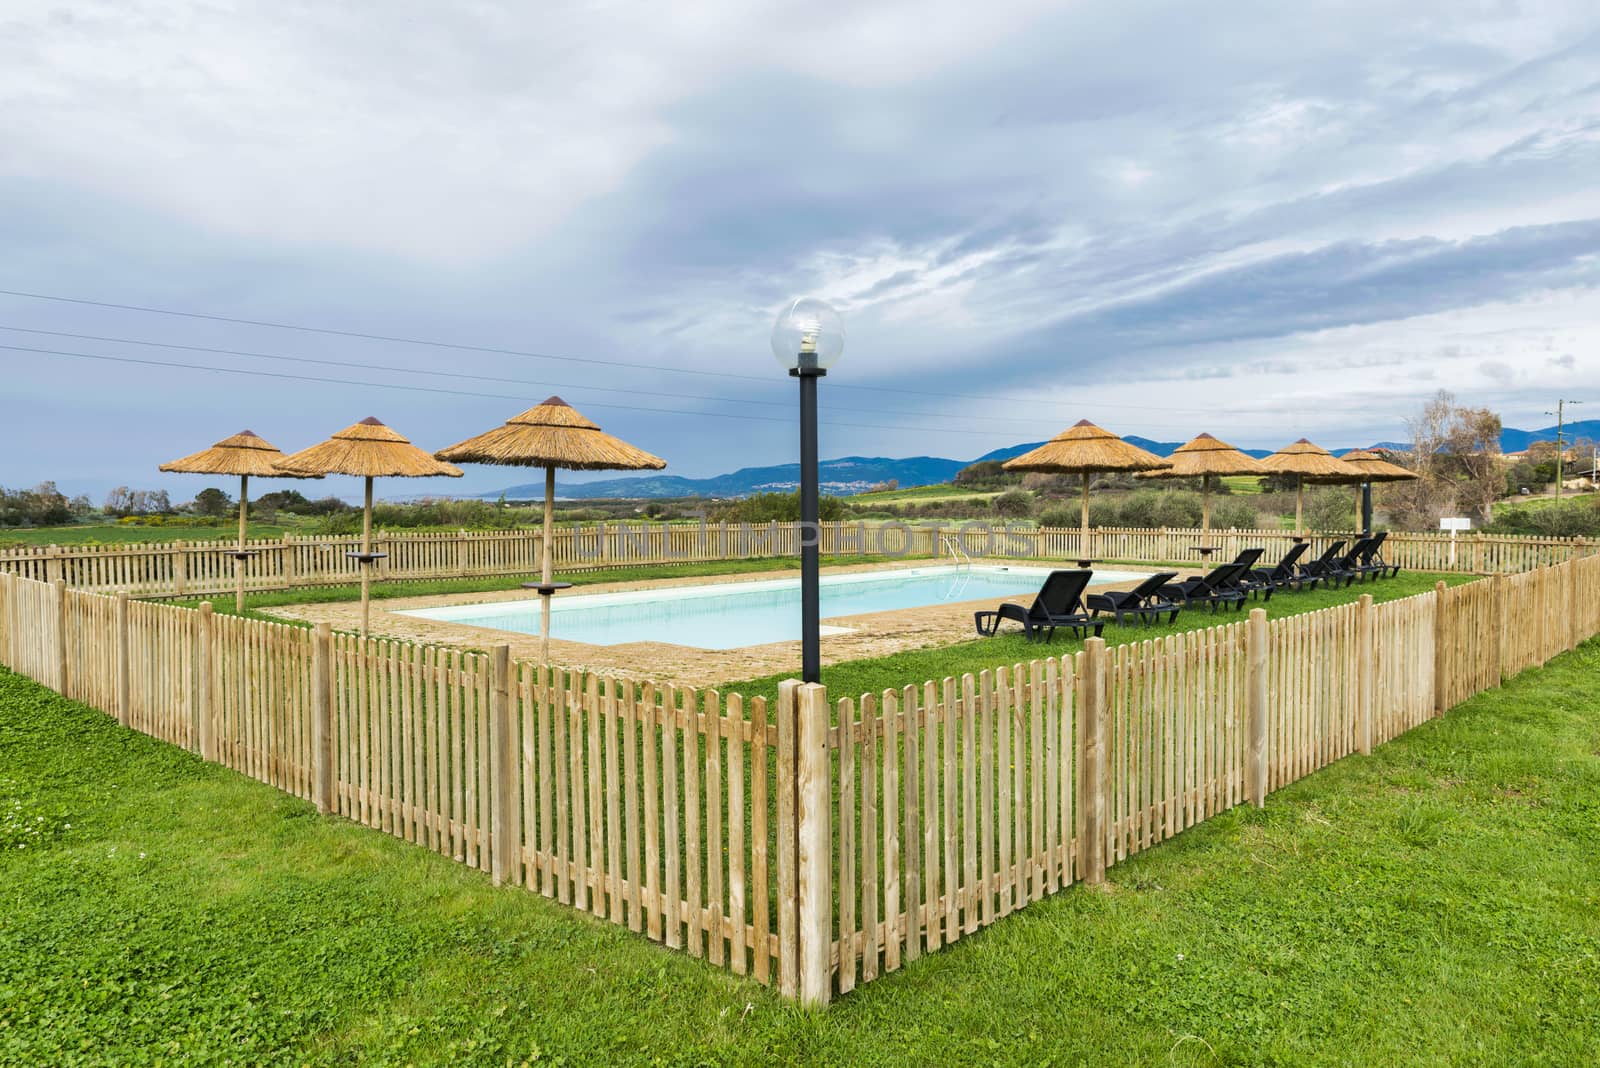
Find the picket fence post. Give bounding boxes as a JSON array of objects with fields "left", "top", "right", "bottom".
[
  {"left": 1356, "top": 594, "right": 1373, "bottom": 755},
  {"left": 1081, "top": 637, "right": 1108, "bottom": 885},
  {"left": 171, "top": 541, "right": 187, "bottom": 597},
  {"left": 1246, "top": 608, "right": 1268, "bottom": 808},
  {"left": 489, "top": 644, "right": 518, "bottom": 887},
  {"left": 113, "top": 590, "right": 130, "bottom": 726},
  {"left": 1568, "top": 560, "right": 1580, "bottom": 651},
  {"left": 797, "top": 680, "right": 833, "bottom": 1008},
  {"left": 1433, "top": 580, "right": 1449, "bottom": 716},
  {"left": 0, "top": 571, "right": 13, "bottom": 671},
  {"left": 196, "top": 602, "right": 214, "bottom": 759},
  {"left": 775, "top": 679, "right": 801, "bottom": 998},
  {"left": 51, "top": 578, "right": 68, "bottom": 693},
  {"left": 1492, "top": 573, "right": 1508, "bottom": 685},
  {"left": 311, "top": 622, "right": 334, "bottom": 814}
]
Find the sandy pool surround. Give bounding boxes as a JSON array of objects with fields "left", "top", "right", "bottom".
[{"left": 264, "top": 559, "right": 1167, "bottom": 688}]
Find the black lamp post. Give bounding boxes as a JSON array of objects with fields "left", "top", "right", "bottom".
[{"left": 772, "top": 298, "right": 845, "bottom": 684}]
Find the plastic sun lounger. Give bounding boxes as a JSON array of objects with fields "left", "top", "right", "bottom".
[
  {"left": 1353, "top": 531, "right": 1401, "bottom": 579},
  {"left": 1221, "top": 548, "right": 1277, "bottom": 601},
  {"left": 1085, "top": 571, "right": 1181, "bottom": 626},
  {"left": 974, "top": 569, "right": 1106, "bottom": 643},
  {"left": 1324, "top": 537, "right": 1376, "bottom": 587},
  {"left": 1249, "top": 541, "right": 1313, "bottom": 591},
  {"left": 1158, "top": 562, "right": 1250, "bottom": 613},
  {"left": 1296, "top": 540, "right": 1349, "bottom": 589}
]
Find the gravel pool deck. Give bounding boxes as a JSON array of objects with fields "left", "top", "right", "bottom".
[{"left": 264, "top": 559, "right": 1167, "bottom": 689}]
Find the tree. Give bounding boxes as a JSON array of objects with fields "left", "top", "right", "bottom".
[
  {"left": 103, "top": 486, "right": 135, "bottom": 516},
  {"left": 192, "top": 487, "right": 233, "bottom": 517},
  {"left": 1383, "top": 391, "right": 1502, "bottom": 529}
]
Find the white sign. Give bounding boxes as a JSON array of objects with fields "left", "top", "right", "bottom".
[{"left": 1439, "top": 517, "right": 1473, "bottom": 532}]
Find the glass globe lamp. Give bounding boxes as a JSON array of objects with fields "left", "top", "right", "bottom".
[{"left": 770, "top": 297, "right": 845, "bottom": 374}]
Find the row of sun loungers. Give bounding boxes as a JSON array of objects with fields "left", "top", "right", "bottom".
[{"left": 974, "top": 533, "right": 1402, "bottom": 643}]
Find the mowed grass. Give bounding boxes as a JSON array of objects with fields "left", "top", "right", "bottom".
[
  {"left": 0, "top": 521, "right": 304, "bottom": 546},
  {"left": 726, "top": 571, "right": 1474, "bottom": 709},
  {"left": 3, "top": 638, "right": 1599, "bottom": 1064}
]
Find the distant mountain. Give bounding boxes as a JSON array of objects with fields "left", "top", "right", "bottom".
[
  {"left": 1501, "top": 419, "right": 1600, "bottom": 453},
  {"left": 486, "top": 422, "right": 1599, "bottom": 500},
  {"left": 492, "top": 455, "right": 970, "bottom": 501}
]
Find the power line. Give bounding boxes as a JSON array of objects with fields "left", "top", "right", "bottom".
[
  {"left": 0, "top": 323, "right": 1062, "bottom": 431},
  {"left": 0, "top": 342, "right": 1032, "bottom": 438},
  {"left": 0, "top": 286, "right": 1331, "bottom": 419}
]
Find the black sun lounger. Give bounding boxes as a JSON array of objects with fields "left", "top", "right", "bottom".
[
  {"left": 1159, "top": 562, "right": 1250, "bottom": 612},
  {"left": 974, "top": 569, "right": 1106, "bottom": 642},
  {"left": 1297, "top": 540, "right": 1349, "bottom": 589},
  {"left": 1086, "top": 571, "right": 1181, "bottom": 626},
  {"left": 1249, "top": 541, "right": 1312, "bottom": 591},
  {"left": 1353, "top": 531, "right": 1401, "bottom": 579}
]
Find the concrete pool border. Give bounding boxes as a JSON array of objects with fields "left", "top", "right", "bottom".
[{"left": 262, "top": 557, "right": 1165, "bottom": 688}]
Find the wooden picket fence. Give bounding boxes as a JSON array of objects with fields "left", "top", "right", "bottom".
[
  {"left": 1, "top": 554, "right": 1596, "bottom": 1005},
  {"left": 2, "top": 522, "right": 1595, "bottom": 598}
]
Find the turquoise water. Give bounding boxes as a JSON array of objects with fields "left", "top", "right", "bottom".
[{"left": 401, "top": 565, "right": 1143, "bottom": 650}]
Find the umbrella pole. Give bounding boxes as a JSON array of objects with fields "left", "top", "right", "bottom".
[
  {"left": 1295, "top": 476, "right": 1305, "bottom": 534},
  {"left": 237, "top": 473, "right": 248, "bottom": 614},
  {"left": 1202, "top": 473, "right": 1212, "bottom": 534},
  {"left": 1081, "top": 471, "right": 1091, "bottom": 557},
  {"left": 361, "top": 475, "right": 373, "bottom": 638},
  {"left": 540, "top": 464, "right": 554, "bottom": 665}
]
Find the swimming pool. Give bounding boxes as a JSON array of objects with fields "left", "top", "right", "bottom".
[{"left": 400, "top": 565, "right": 1146, "bottom": 650}]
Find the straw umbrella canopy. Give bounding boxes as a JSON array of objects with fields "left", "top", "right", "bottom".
[
  {"left": 1134, "top": 432, "right": 1265, "bottom": 533},
  {"left": 1311, "top": 449, "right": 1419, "bottom": 532},
  {"left": 160, "top": 430, "right": 320, "bottom": 613},
  {"left": 435, "top": 396, "right": 666, "bottom": 663},
  {"left": 1257, "top": 438, "right": 1363, "bottom": 535},
  {"left": 1003, "top": 420, "right": 1171, "bottom": 552},
  {"left": 274, "top": 417, "right": 462, "bottom": 636}
]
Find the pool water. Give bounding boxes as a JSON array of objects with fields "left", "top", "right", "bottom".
[{"left": 400, "top": 565, "right": 1145, "bottom": 650}]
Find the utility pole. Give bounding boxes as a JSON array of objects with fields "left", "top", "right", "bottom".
[{"left": 1546, "top": 399, "right": 1582, "bottom": 501}]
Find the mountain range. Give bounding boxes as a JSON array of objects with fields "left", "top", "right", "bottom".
[{"left": 487, "top": 420, "right": 1600, "bottom": 500}]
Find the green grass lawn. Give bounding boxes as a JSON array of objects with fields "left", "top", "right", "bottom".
[
  {"left": 0, "top": 521, "right": 305, "bottom": 546},
  {"left": 723, "top": 571, "right": 1473, "bottom": 708},
  {"left": 3, "top": 638, "right": 1597, "bottom": 1064}
]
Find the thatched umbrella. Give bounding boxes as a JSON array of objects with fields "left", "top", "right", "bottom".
[
  {"left": 1003, "top": 420, "right": 1170, "bottom": 554},
  {"left": 160, "top": 430, "right": 320, "bottom": 613},
  {"left": 274, "top": 417, "right": 462, "bottom": 636},
  {"left": 435, "top": 396, "right": 666, "bottom": 664},
  {"left": 1313, "top": 449, "right": 1418, "bottom": 533},
  {"left": 1257, "top": 438, "right": 1362, "bottom": 535},
  {"left": 1134, "top": 432, "right": 1265, "bottom": 534}
]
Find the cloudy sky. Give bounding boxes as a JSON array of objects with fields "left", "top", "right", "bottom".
[{"left": 3, "top": 0, "right": 1598, "bottom": 502}]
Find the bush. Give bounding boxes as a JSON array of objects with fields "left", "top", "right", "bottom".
[
  {"left": 991, "top": 490, "right": 1034, "bottom": 518},
  {"left": 1037, "top": 506, "right": 1077, "bottom": 529},
  {"left": 1210, "top": 498, "right": 1262, "bottom": 530},
  {"left": 708, "top": 491, "right": 844, "bottom": 524}
]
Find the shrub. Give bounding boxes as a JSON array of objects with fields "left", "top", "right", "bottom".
[
  {"left": 992, "top": 490, "right": 1035, "bottom": 518},
  {"left": 1037, "top": 506, "right": 1077, "bottom": 529},
  {"left": 1210, "top": 498, "right": 1262, "bottom": 530}
]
